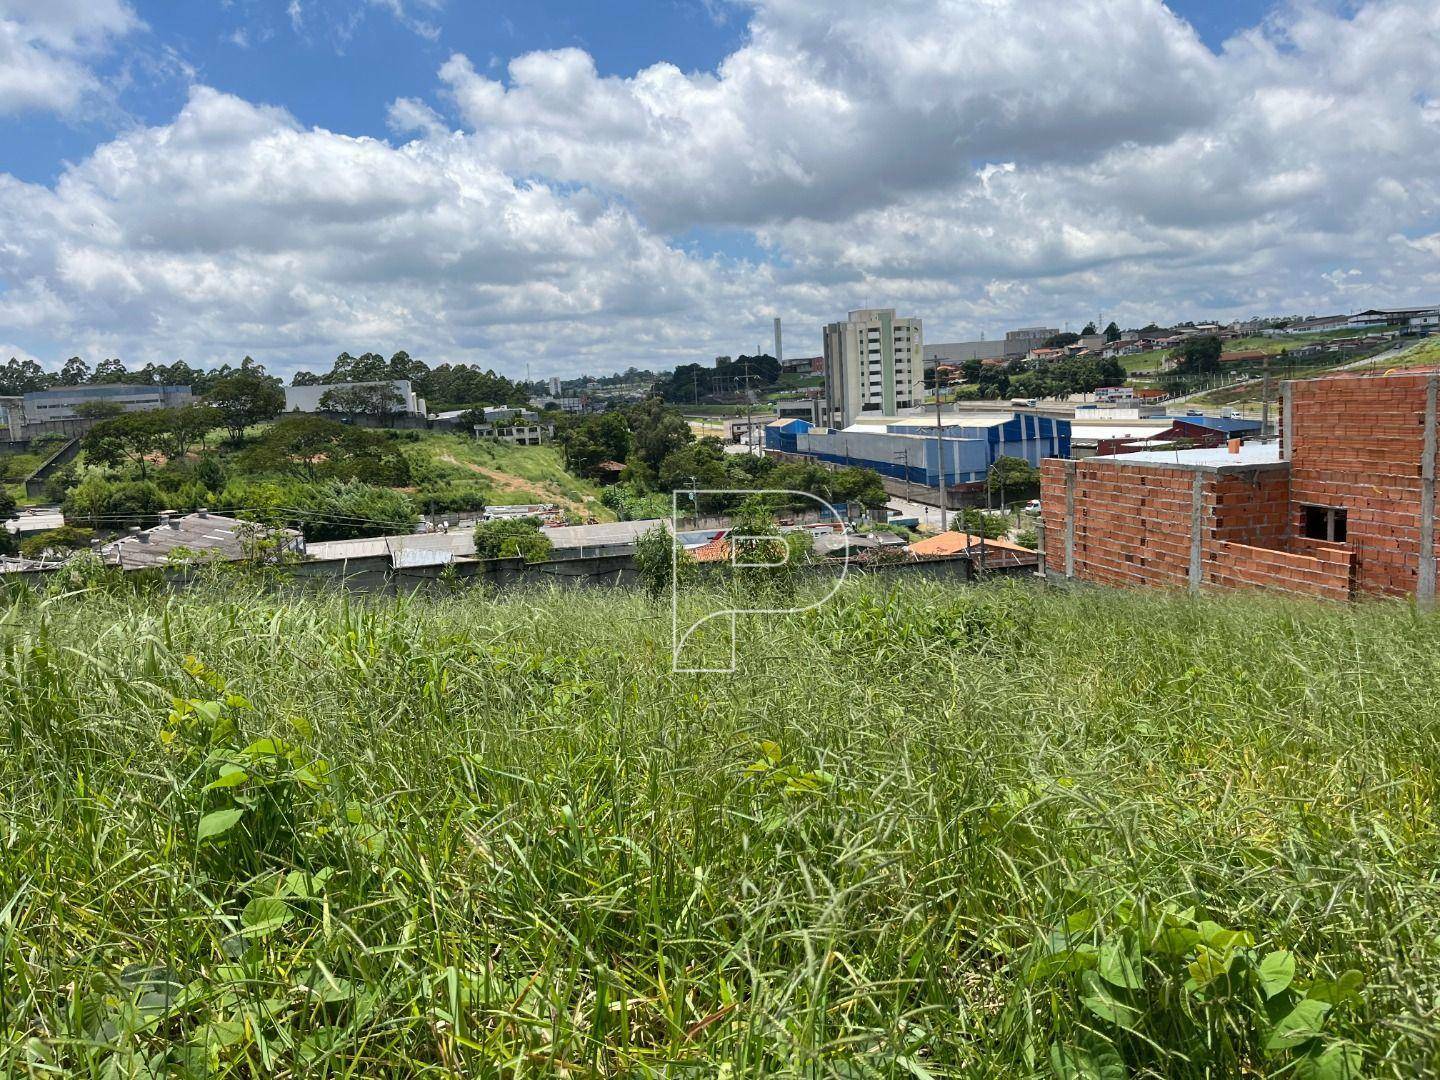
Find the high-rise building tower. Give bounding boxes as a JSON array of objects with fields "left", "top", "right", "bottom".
[{"left": 821, "top": 308, "right": 924, "bottom": 427}]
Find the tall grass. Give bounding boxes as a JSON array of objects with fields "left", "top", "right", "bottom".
[{"left": 1, "top": 579, "right": 1438, "bottom": 1076}]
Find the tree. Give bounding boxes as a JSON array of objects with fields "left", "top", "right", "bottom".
[
  {"left": 657, "top": 437, "right": 732, "bottom": 495},
  {"left": 1171, "top": 335, "right": 1223, "bottom": 375},
  {"left": 554, "top": 412, "right": 631, "bottom": 475},
  {"left": 58, "top": 356, "right": 92, "bottom": 386},
  {"left": 0, "top": 487, "right": 15, "bottom": 520},
  {"left": 472, "top": 517, "right": 553, "bottom": 562},
  {"left": 987, "top": 456, "right": 1041, "bottom": 507},
  {"left": 242, "top": 416, "right": 410, "bottom": 484},
  {"left": 626, "top": 398, "right": 694, "bottom": 487},
  {"left": 163, "top": 404, "right": 220, "bottom": 459},
  {"left": 82, "top": 411, "right": 168, "bottom": 478},
  {"left": 92, "top": 358, "right": 129, "bottom": 383},
  {"left": 1081, "top": 322, "right": 1098, "bottom": 336},
  {"left": 73, "top": 400, "right": 125, "bottom": 420},
  {"left": 1104, "top": 321, "right": 1122, "bottom": 343},
  {"left": 1042, "top": 332, "right": 1080, "bottom": 349},
  {"left": 205, "top": 366, "right": 284, "bottom": 443},
  {"left": 318, "top": 383, "right": 406, "bottom": 418}
]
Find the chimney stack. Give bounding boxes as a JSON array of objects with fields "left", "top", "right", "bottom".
[{"left": 1228, "top": 438, "right": 1242, "bottom": 455}]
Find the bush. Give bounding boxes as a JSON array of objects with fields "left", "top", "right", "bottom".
[
  {"left": 20, "top": 526, "right": 95, "bottom": 560},
  {"left": 634, "top": 523, "right": 696, "bottom": 599},
  {"left": 214, "top": 478, "right": 418, "bottom": 542},
  {"left": 61, "top": 475, "right": 166, "bottom": 528},
  {"left": 473, "top": 517, "right": 554, "bottom": 562},
  {"left": 43, "top": 462, "right": 79, "bottom": 503},
  {"left": 0, "top": 486, "right": 15, "bottom": 520}
]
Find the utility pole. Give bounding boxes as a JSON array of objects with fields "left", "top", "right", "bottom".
[{"left": 934, "top": 390, "right": 947, "bottom": 533}]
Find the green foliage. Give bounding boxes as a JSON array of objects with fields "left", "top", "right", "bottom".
[
  {"left": 317, "top": 383, "right": 406, "bottom": 417},
  {"left": 553, "top": 411, "right": 633, "bottom": 475},
  {"left": 240, "top": 416, "right": 411, "bottom": 485},
  {"left": 633, "top": 522, "right": 697, "bottom": 599},
  {"left": 19, "top": 525, "right": 95, "bottom": 560},
  {"left": 0, "top": 485, "right": 15, "bottom": 519},
  {"left": 954, "top": 508, "right": 1010, "bottom": 539},
  {"left": 987, "top": 455, "right": 1042, "bottom": 499},
  {"left": 205, "top": 366, "right": 285, "bottom": 442},
  {"left": 601, "top": 482, "right": 672, "bottom": 522},
  {"left": 625, "top": 397, "right": 695, "bottom": 485},
  {"left": 654, "top": 353, "right": 781, "bottom": 403},
  {"left": 214, "top": 478, "right": 417, "bottom": 542},
  {"left": 1, "top": 581, "right": 1432, "bottom": 1075},
  {"left": 1171, "top": 335, "right": 1224, "bottom": 374},
  {"left": 82, "top": 411, "right": 168, "bottom": 478},
  {"left": 61, "top": 473, "right": 166, "bottom": 527},
  {"left": 72, "top": 400, "right": 125, "bottom": 420},
  {"left": 472, "top": 517, "right": 554, "bottom": 562},
  {"left": 1036, "top": 901, "right": 1364, "bottom": 1077}
]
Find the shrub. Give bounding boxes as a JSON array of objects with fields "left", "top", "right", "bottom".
[
  {"left": 634, "top": 523, "right": 697, "bottom": 599},
  {"left": 472, "top": 517, "right": 553, "bottom": 562},
  {"left": 20, "top": 526, "right": 95, "bottom": 560},
  {"left": 0, "top": 486, "right": 15, "bottom": 520}
]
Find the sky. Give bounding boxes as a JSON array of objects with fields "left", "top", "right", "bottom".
[{"left": 1, "top": 0, "right": 1438, "bottom": 382}]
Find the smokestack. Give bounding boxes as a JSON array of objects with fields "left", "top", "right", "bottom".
[{"left": 774, "top": 317, "right": 782, "bottom": 365}]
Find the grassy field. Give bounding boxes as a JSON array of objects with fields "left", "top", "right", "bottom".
[
  {"left": 402, "top": 434, "right": 614, "bottom": 519},
  {"left": 2, "top": 578, "right": 1438, "bottom": 1075}
]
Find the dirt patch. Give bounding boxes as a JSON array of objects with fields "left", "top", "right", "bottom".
[{"left": 437, "top": 454, "right": 594, "bottom": 515}]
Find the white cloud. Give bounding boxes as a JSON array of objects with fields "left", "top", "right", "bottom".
[
  {"left": 0, "top": 0, "right": 139, "bottom": 115},
  {"left": 3, "top": 0, "right": 1440, "bottom": 379}
]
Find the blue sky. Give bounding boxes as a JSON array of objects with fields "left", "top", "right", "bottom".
[
  {"left": 2, "top": 0, "right": 1265, "bottom": 185},
  {"left": 1, "top": 0, "right": 1436, "bottom": 380},
  {"left": 3, "top": 1, "right": 751, "bottom": 184}
]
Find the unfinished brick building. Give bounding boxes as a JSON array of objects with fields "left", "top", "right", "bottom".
[{"left": 1040, "top": 371, "right": 1440, "bottom": 603}]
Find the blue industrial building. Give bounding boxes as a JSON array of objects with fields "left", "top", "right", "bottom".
[{"left": 765, "top": 413, "right": 1070, "bottom": 492}]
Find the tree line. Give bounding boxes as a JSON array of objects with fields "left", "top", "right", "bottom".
[{"left": 2, "top": 349, "right": 535, "bottom": 412}]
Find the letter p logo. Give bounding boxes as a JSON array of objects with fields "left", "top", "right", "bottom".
[{"left": 669, "top": 489, "right": 851, "bottom": 673}]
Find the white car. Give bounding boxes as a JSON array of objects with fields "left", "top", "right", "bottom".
[{"left": 1024, "top": 499, "right": 1042, "bottom": 513}]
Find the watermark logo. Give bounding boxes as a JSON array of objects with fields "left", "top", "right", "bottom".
[{"left": 670, "top": 489, "right": 852, "bottom": 673}]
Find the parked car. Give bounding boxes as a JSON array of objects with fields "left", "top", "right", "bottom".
[{"left": 1024, "top": 499, "right": 1042, "bottom": 513}]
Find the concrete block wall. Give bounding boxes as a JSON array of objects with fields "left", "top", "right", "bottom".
[{"left": 1288, "top": 373, "right": 1440, "bottom": 599}]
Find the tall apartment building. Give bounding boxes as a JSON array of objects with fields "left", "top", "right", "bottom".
[{"left": 822, "top": 308, "right": 924, "bottom": 427}]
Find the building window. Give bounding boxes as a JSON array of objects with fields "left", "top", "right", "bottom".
[{"left": 1302, "top": 505, "right": 1347, "bottom": 543}]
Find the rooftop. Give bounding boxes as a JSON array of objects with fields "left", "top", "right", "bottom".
[
  {"left": 909, "top": 531, "right": 1036, "bottom": 557},
  {"left": 1102, "top": 442, "right": 1285, "bottom": 472},
  {"left": 102, "top": 512, "right": 297, "bottom": 569}
]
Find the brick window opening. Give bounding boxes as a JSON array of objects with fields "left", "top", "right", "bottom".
[{"left": 1303, "top": 505, "right": 1347, "bottom": 543}]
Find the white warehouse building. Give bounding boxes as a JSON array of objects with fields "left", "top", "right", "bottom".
[
  {"left": 284, "top": 380, "right": 427, "bottom": 416},
  {"left": 21, "top": 384, "right": 193, "bottom": 423}
]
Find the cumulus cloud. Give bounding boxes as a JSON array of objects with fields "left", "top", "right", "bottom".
[
  {"left": 3, "top": 0, "right": 1440, "bottom": 378},
  {"left": 0, "top": 0, "right": 139, "bottom": 115},
  {"left": 0, "top": 87, "right": 752, "bottom": 377}
]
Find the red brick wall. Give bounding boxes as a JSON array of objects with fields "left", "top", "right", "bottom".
[
  {"left": 1207, "top": 540, "right": 1353, "bottom": 602},
  {"left": 1041, "top": 458, "right": 1199, "bottom": 588},
  {"left": 1040, "top": 458, "right": 1338, "bottom": 598},
  {"left": 1289, "top": 373, "right": 1438, "bottom": 598}
]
